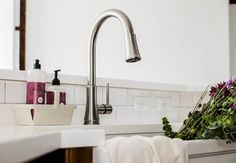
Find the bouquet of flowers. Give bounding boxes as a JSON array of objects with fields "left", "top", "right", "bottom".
[{"left": 162, "top": 77, "right": 236, "bottom": 142}]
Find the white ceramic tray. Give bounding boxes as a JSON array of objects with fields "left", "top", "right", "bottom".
[{"left": 13, "top": 104, "right": 76, "bottom": 125}]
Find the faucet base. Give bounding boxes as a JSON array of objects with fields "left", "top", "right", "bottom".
[
  {"left": 84, "top": 120, "right": 100, "bottom": 125},
  {"left": 84, "top": 85, "right": 100, "bottom": 125}
]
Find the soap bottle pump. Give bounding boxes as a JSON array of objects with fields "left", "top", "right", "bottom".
[
  {"left": 46, "top": 70, "right": 66, "bottom": 108},
  {"left": 52, "top": 69, "right": 61, "bottom": 86}
]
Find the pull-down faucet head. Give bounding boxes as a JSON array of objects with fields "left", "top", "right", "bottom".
[
  {"left": 89, "top": 9, "right": 141, "bottom": 67},
  {"left": 125, "top": 33, "right": 141, "bottom": 63}
]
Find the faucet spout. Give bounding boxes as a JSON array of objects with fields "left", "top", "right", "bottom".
[{"left": 84, "top": 9, "right": 141, "bottom": 125}]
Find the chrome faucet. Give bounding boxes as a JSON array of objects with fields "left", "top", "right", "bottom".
[{"left": 84, "top": 9, "right": 141, "bottom": 125}]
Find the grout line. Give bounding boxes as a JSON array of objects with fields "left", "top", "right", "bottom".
[
  {"left": 72, "top": 85, "right": 75, "bottom": 105},
  {"left": 4, "top": 82, "right": 6, "bottom": 104}
]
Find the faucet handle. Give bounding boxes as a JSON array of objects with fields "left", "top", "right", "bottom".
[
  {"left": 106, "top": 83, "right": 110, "bottom": 105},
  {"left": 98, "top": 83, "right": 112, "bottom": 114}
]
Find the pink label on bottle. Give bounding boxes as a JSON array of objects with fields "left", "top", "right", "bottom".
[
  {"left": 46, "top": 91, "right": 66, "bottom": 105},
  {"left": 26, "top": 82, "right": 45, "bottom": 104}
]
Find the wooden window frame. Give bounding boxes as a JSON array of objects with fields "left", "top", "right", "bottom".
[
  {"left": 230, "top": 0, "right": 236, "bottom": 4},
  {"left": 15, "top": 0, "right": 26, "bottom": 70}
]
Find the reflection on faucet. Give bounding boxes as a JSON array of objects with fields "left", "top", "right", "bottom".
[{"left": 84, "top": 9, "right": 141, "bottom": 125}]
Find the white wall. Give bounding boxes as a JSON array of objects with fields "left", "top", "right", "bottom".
[
  {"left": 0, "top": 0, "right": 15, "bottom": 69},
  {"left": 26, "top": 0, "right": 229, "bottom": 85},
  {"left": 230, "top": 5, "right": 236, "bottom": 76}
]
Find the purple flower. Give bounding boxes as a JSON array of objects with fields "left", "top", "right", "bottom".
[
  {"left": 232, "top": 104, "right": 236, "bottom": 109},
  {"left": 209, "top": 86, "right": 217, "bottom": 97},
  {"left": 226, "top": 79, "right": 233, "bottom": 89},
  {"left": 226, "top": 77, "right": 236, "bottom": 89},
  {"left": 233, "top": 90, "right": 236, "bottom": 97},
  {"left": 209, "top": 82, "right": 228, "bottom": 97},
  {"left": 217, "top": 82, "right": 226, "bottom": 90},
  {"left": 231, "top": 76, "right": 236, "bottom": 82}
]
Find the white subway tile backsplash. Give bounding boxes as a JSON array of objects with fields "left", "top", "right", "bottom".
[
  {"left": 155, "top": 98, "right": 172, "bottom": 110},
  {"left": 194, "top": 92, "right": 210, "bottom": 106},
  {"left": 150, "top": 91, "right": 171, "bottom": 98},
  {"left": 74, "top": 86, "right": 86, "bottom": 104},
  {"left": 160, "top": 109, "right": 180, "bottom": 123},
  {"left": 100, "top": 107, "right": 117, "bottom": 125},
  {"left": 127, "top": 89, "right": 150, "bottom": 105},
  {"left": 179, "top": 92, "right": 194, "bottom": 108},
  {"left": 140, "top": 107, "right": 161, "bottom": 124},
  {"left": 107, "top": 88, "right": 128, "bottom": 106},
  {"left": 133, "top": 96, "right": 150, "bottom": 112},
  {"left": 5, "top": 81, "right": 26, "bottom": 104},
  {"left": 71, "top": 105, "right": 85, "bottom": 125},
  {"left": 74, "top": 86, "right": 103, "bottom": 105},
  {"left": 97, "top": 87, "right": 103, "bottom": 104},
  {"left": 62, "top": 84, "right": 75, "bottom": 104},
  {"left": 128, "top": 89, "right": 150, "bottom": 97},
  {"left": 170, "top": 92, "right": 180, "bottom": 107},
  {"left": 116, "top": 106, "right": 140, "bottom": 124},
  {"left": 0, "top": 82, "right": 5, "bottom": 103},
  {"left": 0, "top": 79, "right": 201, "bottom": 125},
  {"left": 179, "top": 108, "right": 192, "bottom": 122}
]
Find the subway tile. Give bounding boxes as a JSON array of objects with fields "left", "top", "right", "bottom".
[
  {"left": 5, "top": 81, "right": 26, "bottom": 104},
  {"left": 151, "top": 94, "right": 177, "bottom": 110},
  {"left": 179, "top": 108, "right": 192, "bottom": 122},
  {"left": 160, "top": 109, "right": 180, "bottom": 123},
  {"left": 128, "top": 89, "right": 150, "bottom": 97},
  {"left": 133, "top": 96, "right": 150, "bottom": 112},
  {"left": 71, "top": 105, "right": 85, "bottom": 125},
  {"left": 0, "top": 81, "right": 5, "bottom": 103},
  {"left": 100, "top": 106, "right": 117, "bottom": 125},
  {"left": 150, "top": 91, "right": 171, "bottom": 98},
  {"left": 116, "top": 106, "right": 140, "bottom": 124},
  {"left": 105, "top": 88, "right": 128, "bottom": 106},
  {"left": 179, "top": 92, "right": 194, "bottom": 108},
  {"left": 194, "top": 92, "right": 210, "bottom": 106},
  {"left": 74, "top": 86, "right": 103, "bottom": 105},
  {"left": 97, "top": 87, "right": 103, "bottom": 104},
  {"left": 74, "top": 86, "right": 86, "bottom": 105},
  {"left": 61, "top": 85, "right": 75, "bottom": 104},
  {"left": 155, "top": 98, "right": 172, "bottom": 110},
  {"left": 140, "top": 107, "right": 161, "bottom": 124},
  {"left": 170, "top": 92, "right": 180, "bottom": 107},
  {"left": 127, "top": 89, "right": 150, "bottom": 105}
]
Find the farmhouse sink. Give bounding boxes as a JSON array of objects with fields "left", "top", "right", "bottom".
[{"left": 89, "top": 124, "right": 236, "bottom": 163}]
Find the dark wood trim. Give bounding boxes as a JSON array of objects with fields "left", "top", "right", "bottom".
[
  {"left": 17, "top": 0, "right": 26, "bottom": 70},
  {"left": 28, "top": 147, "right": 93, "bottom": 163},
  {"left": 230, "top": 0, "right": 236, "bottom": 4}
]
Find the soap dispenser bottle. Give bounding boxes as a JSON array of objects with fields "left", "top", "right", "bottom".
[
  {"left": 46, "top": 70, "right": 66, "bottom": 106},
  {"left": 26, "top": 59, "right": 46, "bottom": 104}
]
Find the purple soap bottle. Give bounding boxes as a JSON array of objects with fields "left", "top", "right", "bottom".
[{"left": 26, "top": 59, "right": 46, "bottom": 104}]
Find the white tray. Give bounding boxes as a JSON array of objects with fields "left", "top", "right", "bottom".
[{"left": 13, "top": 104, "right": 76, "bottom": 125}]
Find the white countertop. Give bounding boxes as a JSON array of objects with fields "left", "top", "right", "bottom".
[
  {"left": 0, "top": 125, "right": 105, "bottom": 163},
  {"left": 0, "top": 124, "right": 236, "bottom": 163},
  {"left": 0, "top": 124, "right": 169, "bottom": 162},
  {"left": 0, "top": 124, "right": 165, "bottom": 162}
]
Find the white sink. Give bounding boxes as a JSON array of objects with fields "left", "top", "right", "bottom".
[{"left": 90, "top": 124, "right": 236, "bottom": 163}]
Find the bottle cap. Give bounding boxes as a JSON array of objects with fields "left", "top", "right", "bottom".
[
  {"left": 33, "top": 59, "right": 41, "bottom": 69},
  {"left": 52, "top": 69, "right": 61, "bottom": 85}
]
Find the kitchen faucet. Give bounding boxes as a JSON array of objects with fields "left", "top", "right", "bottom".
[{"left": 84, "top": 9, "right": 141, "bottom": 125}]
